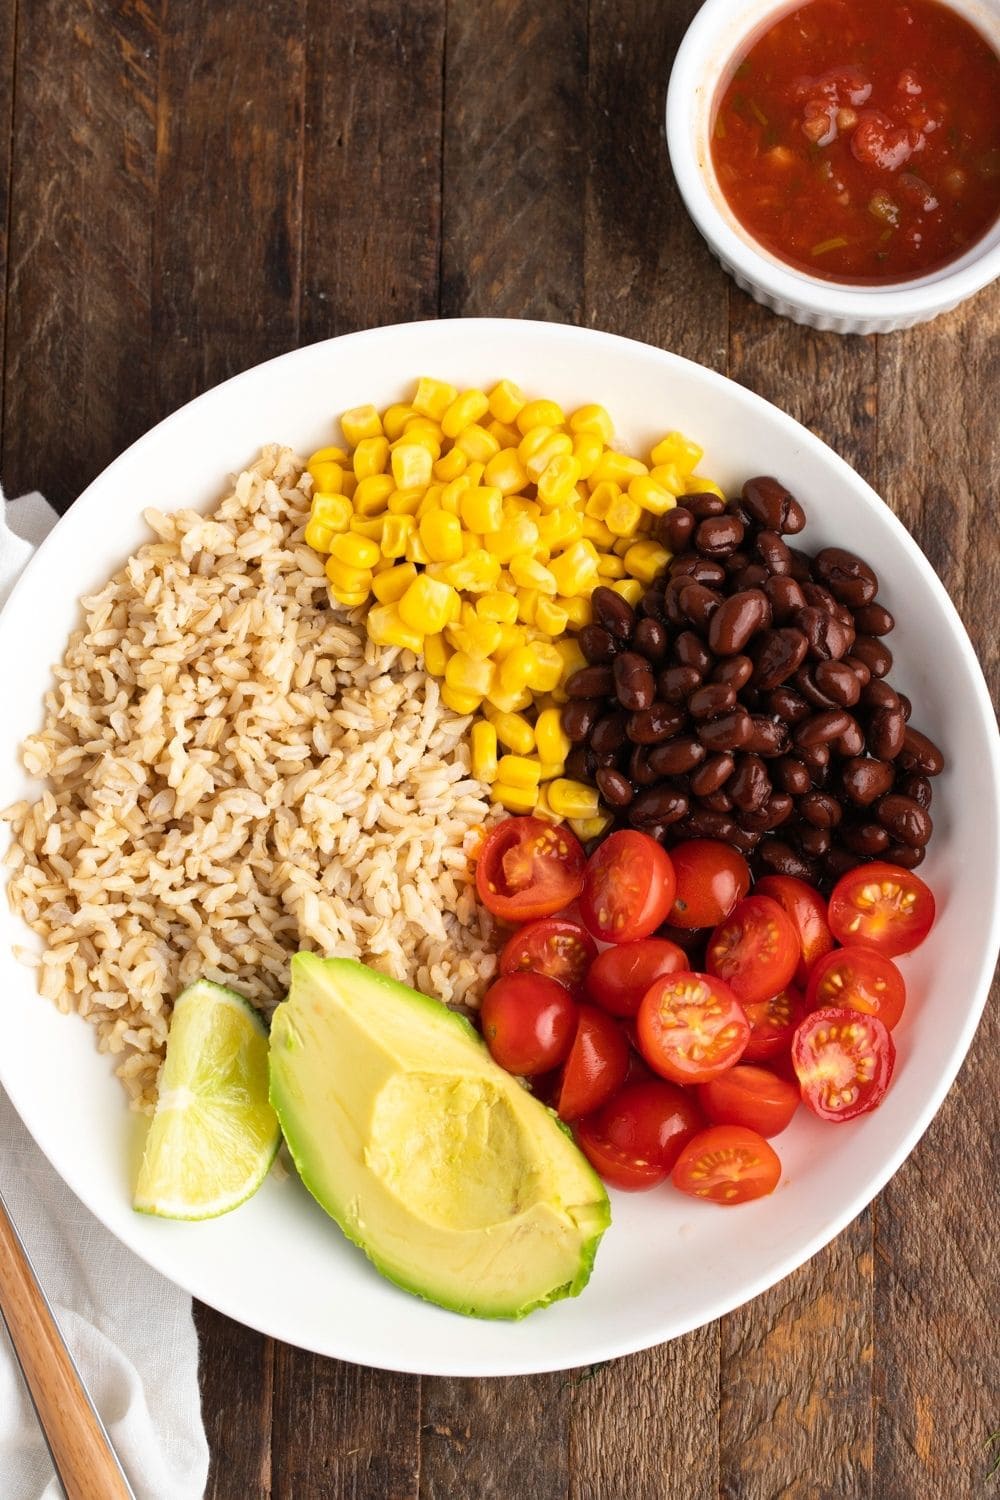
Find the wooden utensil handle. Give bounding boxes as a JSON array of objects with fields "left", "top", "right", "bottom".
[{"left": 0, "top": 1190, "right": 135, "bottom": 1500}]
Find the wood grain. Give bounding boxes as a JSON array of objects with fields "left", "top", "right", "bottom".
[
  {"left": 420, "top": 1374, "right": 569, "bottom": 1500},
  {"left": 0, "top": 0, "right": 16, "bottom": 446},
  {"left": 194, "top": 1305, "right": 273, "bottom": 1500},
  {"left": 3, "top": 0, "right": 159, "bottom": 511}
]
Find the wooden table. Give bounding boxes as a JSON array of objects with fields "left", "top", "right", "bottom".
[{"left": 3, "top": 3, "right": 997, "bottom": 1496}]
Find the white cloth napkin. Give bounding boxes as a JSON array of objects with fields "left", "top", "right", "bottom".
[{"left": 0, "top": 492, "right": 210, "bottom": 1500}]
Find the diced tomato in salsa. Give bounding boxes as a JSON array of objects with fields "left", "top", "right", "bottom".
[{"left": 710, "top": 0, "right": 1000, "bottom": 283}]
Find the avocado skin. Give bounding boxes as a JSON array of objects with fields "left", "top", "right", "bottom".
[{"left": 269, "top": 953, "right": 610, "bottom": 1321}]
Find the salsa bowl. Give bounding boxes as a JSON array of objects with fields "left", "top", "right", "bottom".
[{"left": 1, "top": 318, "right": 997, "bottom": 1375}]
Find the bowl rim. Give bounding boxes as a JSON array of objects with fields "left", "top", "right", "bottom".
[
  {"left": 665, "top": 0, "right": 1000, "bottom": 318},
  {"left": 2, "top": 317, "right": 999, "bottom": 1375}
]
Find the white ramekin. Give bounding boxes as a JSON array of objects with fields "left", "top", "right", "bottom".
[{"left": 666, "top": 0, "right": 1000, "bottom": 334}]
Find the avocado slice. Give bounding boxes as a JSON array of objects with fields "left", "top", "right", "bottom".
[{"left": 269, "top": 953, "right": 610, "bottom": 1320}]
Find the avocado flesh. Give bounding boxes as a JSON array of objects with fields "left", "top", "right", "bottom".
[{"left": 269, "top": 953, "right": 610, "bottom": 1320}]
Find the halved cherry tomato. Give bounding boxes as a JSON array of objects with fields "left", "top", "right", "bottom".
[
  {"left": 479, "top": 973, "right": 578, "bottom": 1076},
  {"left": 499, "top": 918, "right": 597, "bottom": 1000},
  {"left": 742, "top": 986, "right": 808, "bottom": 1063},
  {"left": 827, "top": 862, "right": 935, "bottom": 958},
  {"left": 671, "top": 1125, "right": 781, "bottom": 1205},
  {"left": 637, "top": 971, "right": 750, "bottom": 1085},
  {"left": 579, "top": 831, "right": 677, "bottom": 944},
  {"left": 754, "top": 875, "right": 834, "bottom": 988},
  {"left": 792, "top": 1007, "right": 895, "bottom": 1122},
  {"left": 707, "top": 895, "right": 799, "bottom": 1006},
  {"left": 576, "top": 1080, "right": 704, "bottom": 1190},
  {"left": 697, "top": 1064, "right": 800, "bottom": 1138},
  {"left": 666, "top": 840, "right": 751, "bottom": 930},
  {"left": 476, "top": 817, "right": 586, "bottom": 923},
  {"left": 805, "top": 946, "right": 906, "bottom": 1030},
  {"left": 555, "top": 1005, "right": 630, "bottom": 1121},
  {"left": 585, "top": 938, "right": 688, "bottom": 1017}
]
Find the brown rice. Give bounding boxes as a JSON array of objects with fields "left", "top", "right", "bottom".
[{"left": 2, "top": 445, "right": 498, "bottom": 1112}]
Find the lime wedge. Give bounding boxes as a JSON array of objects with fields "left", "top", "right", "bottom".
[{"left": 134, "top": 979, "right": 280, "bottom": 1220}]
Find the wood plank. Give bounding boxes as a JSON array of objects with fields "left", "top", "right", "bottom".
[
  {"left": 420, "top": 1375, "right": 570, "bottom": 1500},
  {"left": 272, "top": 1355, "right": 420, "bottom": 1500},
  {"left": 299, "top": 0, "right": 445, "bottom": 339},
  {"left": 194, "top": 1306, "right": 274, "bottom": 1500},
  {"left": 0, "top": 0, "right": 16, "bottom": 452},
  {"left": 3, "top": 0, "right": 159, "bottom": 511},
  {"left": 440, "top": 0, "right": 587, "bottom": 320},
  {"left": 584, "top": 0, "right": 729, "bottom": 371},
  {"left": 870, "top": 285, "right": 1000, "bottom": 1500},
  {"left": 152, "top": 0, "right": 306, "bottom": 415},
  {"left": 720, "top": 298, "right": 880, "bottom": 1500}
]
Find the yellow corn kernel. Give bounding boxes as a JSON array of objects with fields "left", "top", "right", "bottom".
[
  {"left": 430, "top": 449, "right": 464, "bottom": 485},
  {"left": 524, "top": 430, "right": 574, "bottom": 483},
  {"left": 386, "top": 487, "right": 423, "bottom": 517},
  {"left": 308, "top": 444, "right": 349, "bottom": 467},
  {"left": 486, "top": 516, "right": 541, "bottom": 565},
  {"left": 492, "top": 781, "right": 537, "bottom": 814},
  {"left": 330, "top": 588, "right": 370, "bottom": 609},
  {"left": 569, "top": 403, "right": 614, "bottom": 443},
  {"left": 502, "top": 493, "right": 541, "bottom": 521},
  {"left": 471, "top": 720, "right": 499, "bottom": 784},
  {"left": 485, "top": 682, "right": 533, "bottom": 715},
  {"left": 582, "top": 516, "right": 616, "bottom": 549},
  {"left": 309, "top": 491, "right": 349, "bottom": 527},
  {"left": 303, "top": 519, "right": 335, "bottom": 553},
  {"left": 605, "top": 492, "right": 644, "bottom": 538},
  {"left": 685, "top": 475, "right": 725, "bottom": 500},
  {"left": 341, "top": 404, "right": 383, "bottom": 446},
  {"left": 366, "top": 603, "right": 423, "bottom": 652},
  {"left": 507, "top": 643, "right": 563, "bottom": 693},
  {"left": 488, "top": 380, "right": 526, "bottom": 424},
  {"left": 535, "top": 596, "right": 569, "bottom": 635},
  {"left": 548, "top": 778, "right": 601, "bottom": 820},
  {"left": 486, "top": 418, "right": 522, "bottom": 448},
  {"left": 629, "top": 474, "right": 676, "bottom": 517},
  {"left": 423, "top": 632, "right": 450, "bottom": 678},
  {"left": 307, "top": 459, "right": 344, "bottom": 492},
  {"left": 612, "top": 536, "right": 633, "bottom": 557},
  {"left": 390, "top": 442, "right": 433, "bottom": 491},
  {"left": 497, "top": 755, "right": 541, "bottom": 790},
  {"left": 536, "top": 506, "right": 583, "bottom": 550},
  {"left": 349, "top": 515, "right": 385, "bottom": 542},
  {"left": 465, "top": 461, "right": 486, "bottom": 488},
  {"left": 650, "top": 431, "right": 703, "bottom": 474},
  {"left": 492, "top": 622, "right": 525, "bottom": 660},
  {"left": 649, "top": 464, "right": 685, "bottom": 496},
  {"left": 532, "top": 785, "right": 558, "bottom": 822},
  {"left": 398, "top": 427, "right": 442, "bottom": 463},
  {"left": 440, "top": 550, "right": 502, "bottom": 593},
  {"left": 537, "top": 761, "right": 566, "bottom": 782},
  {"left": 572, "top": 431, "right": 605, "bottom": 480},
  {"left": 371, "top": 561, "right": 417, "bottom": 604},
  {"left": 554, "top": 637, "right": 587, "bottom": 682},
  {"left": 398, "top": 574, "right": 457, "bottom": 635},
  {"left": 380, "top": 514, "right": 416, "bottom": 560},
  {"left": 339, "top": 471, "right": 358, "bottom": 499},
  {"left": 492, "top": 712, "right": 535, "bottom": 756},
  {"left": 569, "top": 814, "right": 614, "bottom": 841},
  {"left": 353, "top": 474, "right": 395, "bottom": 517},
  {"left": 330, "top": 532, "right": 380, "bottom": 571},
  {"left": 381, "top": 403, "right": 415, "bottom": 442},
  {"left": 550, "top": 540, "right": 599, "bottom": 596},
  {"left": 439, "top": 390, "right": 488, "bottom": 439},
  {"left": 537, "top": 454, "right": 581, "bottom": 508},
  {"left": 441, "top": 686, "right": 481, "bottom": 716},
  {"left": 483, "top": 448, "right": 529, "bottom": 495},
  {"left": 404, "top": 531, "right": 430, "bottom": 565},
  {"left": 560, "top": 595, "right": 592, "bottom": 631},
  {"left": 509, "top": 554, "right": 557, "bottom": 595},
  {"left": 455, "top": 423, "right": 500, "bottom": 464},
  {"left": 612, "top": 578, "right": 644, "bottom": 606},
  {"left": 596, "top": 551, "right": 626, "bottom": 579},
  {"left": 325, "top": 556, "right": 373, "bottom": 595},
  {"left": 535, "top": 707, "right": 571, "bottom": 765},
  {"left": 446, "top": 617, "right": 503, "bottom": 661},
  {"left": 445, "top": 652, "right": 496, "bottom": 699},
  {"left": 419, "top": 509, "right": 463, "bottom": 564},
  {"left": 590, "top": 450, "right": 649, "bottom": 487},
  {"left": 476, "top": 590, "right": 519, "bottom": 625},
  {"left": 624, "top": 539, "right": 671, "bottom": 585},
  {"left": 459, "top": 485, "right": 503, "bottom": 535},
  {"left": 412, "top": 377, "right": 457, "bottom": 421},
  {"left": 516, "top": 398, "right": 566, "bottom": 434},
  {"left": 585, "top": 482, "right": 620, "bottom": 520},
  {"left": 353, "top": 435, "right": 390, "bottom": 480},
  {"left": 515, "top": 588, "right": 538, "bottom": 625}
]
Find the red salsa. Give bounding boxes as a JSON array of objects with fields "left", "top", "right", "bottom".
[{"left": 711, "top": 0, "right": 1000, "bottom": 283}]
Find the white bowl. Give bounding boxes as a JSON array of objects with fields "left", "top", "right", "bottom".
[
  {"left": 1, "top": 319, "right": 998, "bottom": 1376},
  {"left": 666, "top": 0, "right": 1000, "bottom": 333}
]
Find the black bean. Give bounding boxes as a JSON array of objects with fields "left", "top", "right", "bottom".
[
  {"left": 696, "top": 515, "right": 745, "bottom": 557},
  {"left": 689, "top": 752, "right": 736, "bottom": 796},
  {"left": 628, "top": 745, "right": 659, "bottom": 786},
  {"left": 684, "top": 493, "right": 727, "bottom": 519},
  {"left": 739, "top": 792, "right": 794, "bottom": 832},
  {"left": 674, "top": 632, "right": 713, "bottom": 673},
  {"left": 679, "top": 582, "right": 725, "bottom": 631},
  {"left": 648, "top": 737, "right": 706, "bottom": 776},
  {"left": 763, "top": 574, "right": 807, "bottom": 623},
  {"left": 697, "top": 709, "right": 753, "bottom": 752},
  {"left": 578, "top": 624, "right": 618, "bottom": 665},
  {"left": 757, "top": 839, "right": 815, "bottom": 879},
  {"left": 793, "top": 666, "right": 841, "bottom": 709},
  {"left": 751, "top": 628, "right": 809, "bottom": 690},
  {"left": 657, "top": 507, "right": 696, "bottom": 551},
  {"left": 590, "top": 712, "right": 628, "bottom": 756},
  {"left": 639, "top": 588, "right": 668, "bottom": 621},
  {"left": 659, "top": 664, "right": 702, "bottom": 703},
  {"left": 591, "top": 586, "right": 636, "bottom": 643},
  {"left": 755, "top": 530, "right": 793, "bottom": 575},
  {"left": 834, "top": 717, "right": 865, "bottom": 758},
  {"left": 876, "top": 794, "right": 933, "bottom": 847},
  {"left": 795, "top": 709, "right": 852, "bottom": 748},
  {"left": 801, "top": 581, "right": 841, "bottom": 616},
  {"left": 840, "top": 756, "right": 893, "bottom": 807},
  {"left": 728, "top": 563, "right": 771, "bottom": 591},
  {"left": 632, "top": 616, "right": 669, "bottom": 662},
  {"left": 853, "top": 603, "right": 894, "bottom": 636},
  {"left": 800, "top": 791, "right": 843, "bottom": 828},
  {"left": 796, "top": 606, "right": 855, "bottom": 662},
  {"left": 842, "top": 822, "right": 891, "bottom": 856},
  {"left": 627, "top": 703, "right": 686, "bottom": 744},
  {"left": 699, "top": 789, "right": 734, "bottom": 813},
  {"left": 596, "top": 768, "right": 634, "bottom": 808},
  {"left": 614, "top": 652, "right": 656, "bottom": 711},
  {"left": 883, "top": 842, "right": 926, "bottom": 869},
  {"left": 861, "top": 679, "right": 900, "bottom": 712},
  {"left": 813, "top": 659, "right": 861, "bottom": 707},
  {"left": 773, "top": 756, "right": 812, "bottom": 796},
  {"left": 798, "top": 742, "right": 831, "bottom": 778},
  {"left": 744, "top": 715, "right": 789, "bottom": 757},
  {"left": 868, "top": 706, "right": 906, "bottom": 761},
  {"left": 851, "top": 635, "right": 893, "bottom": 678},
  {"left": 897, "top": 692, "right": 912, "bottom": 722},
  {"left": 712, "top": 654, "right": 754, "bottom": 691},
  {"left": 741, "top": 476, "right": 797, "bottom": 531},
  {"left": 766, "top": 685, "right": 811, "bottom": 723},
  {"left": 729, "top": 754, "right": 771, "bottom": 813},
  {"left": 724, "top": 550, "right": 751, "bottom": 577},
  {"left": 708, "top": 589, "right": 772, "bottom": 656},
  {"left": 814, "top": 547, "right": 879, "bottom": 607},
  {"left": 566, "top": 665, "right": 614, "bottom": 699},
  {"left": 799, "top": 825, "right": 832, "bottom": 858},
  {"left": 896, "top": 773, "right": 932, "bottom": 809},
  {"left": 670, "top": 555, "right": 728, "bottom": 586},
  {"left": 562, "top": 700, "right": 600, "bottom": 744},
  {"left": 678, "top": 808, "right": 741, "bottom": 842},
  {"left": 565, "top": 746, "right": 590, "bottom": 781},
  {"left": 628, "top": 786, "right": 689, "bottom": 827},
  {"left": 787, "top": 547, "right": 813, "bottom": 581},
  {"left": 824, "top": 848, "right": 863, "bottom": 881},
  {"left": 899, "top": 730, "right": 945, "bottom": 781},
  {"left": 688, "top": 683, "right": 738, "bottom": 720}
]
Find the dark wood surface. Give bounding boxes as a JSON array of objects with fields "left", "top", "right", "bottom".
[{"left": 3, "top": 3, "right": 998, "bottom": 1496}]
